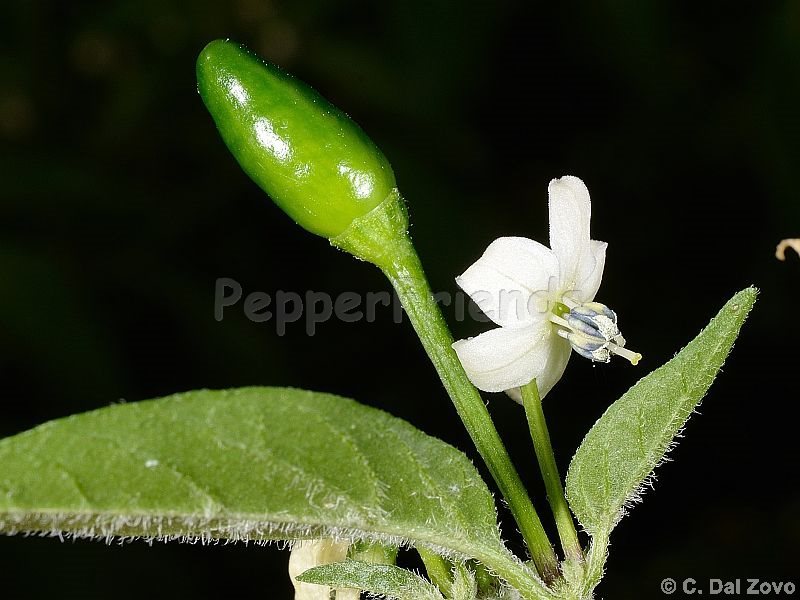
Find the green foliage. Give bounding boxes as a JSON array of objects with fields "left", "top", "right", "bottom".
[
  {"left": 0, "top": 387, "right": 505, "bottom": 564},
  {"left": 300, "top": 560, "right": 480, "bottom": 600},
  {"left": 566, "top": 288, "right": 757, "bottom": 536},
  {"left": 298, "top": 560, "right": 445, "bottom": 600}
]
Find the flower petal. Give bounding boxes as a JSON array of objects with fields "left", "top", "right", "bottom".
[
  {"left": 536, "top": 335, "right": 573, "bottom": 398},
  {"left": 504, "top": 336, "right": 572, "bottom": 402},
  {"left": 569, "top": 240, "right": 607, "bottom": 303},
  {"left": 452, "top": 324, "right": 552, "bottom": 392},
  {"left": 548, "top": 176, "right": 593, "bottom": 291},
  {"left": 456, "top": 237, "right": 558, "bottom": 328}
]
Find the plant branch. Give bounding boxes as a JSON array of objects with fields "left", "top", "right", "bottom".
[{"left": 382, "top": 237, "right": 559, "bottom": 583}]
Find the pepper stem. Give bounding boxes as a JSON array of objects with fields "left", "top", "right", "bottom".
[
  {"left": 333, "top": 193, "right": 560, "bottom": 583},
  {"left": 520, "top": 379, "right": 583, "bottom": 564},
  {"left": 384, "top": 243, "right": 559, "bottom": 582},
  {"left": 417, "top": 548, "right": 454, "bottom": 596}
]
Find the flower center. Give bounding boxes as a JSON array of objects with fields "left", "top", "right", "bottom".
[{"left": 550, "top": 300, "right": 641, "bottom": 365}]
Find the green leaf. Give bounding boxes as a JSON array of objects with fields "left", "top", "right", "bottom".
[
  {"left": 0, "top": 387, "right": 508, "bottom": 568},
  {"left": 298, "top": 560, "right": 445, "bottom": 600},
  {"left": 565, "top": 288, "right": 757, "bottom": 536}
]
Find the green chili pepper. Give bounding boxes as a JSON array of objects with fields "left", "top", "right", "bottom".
[{"left": 196, "top": 39, "right": 397, "bottom": 239}]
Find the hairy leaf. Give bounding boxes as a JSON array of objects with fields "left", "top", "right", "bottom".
[
  {"left": 0, "top": 387, "right": 509, "bottom": 567},
  {"left": 298, "top": 560, "right": 444, "bottom": 600},
  {"left": 566, "top": 288, "right": 756, "bottom": 536}
]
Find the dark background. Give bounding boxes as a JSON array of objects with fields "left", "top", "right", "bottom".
[{"left": 1, "top": 1, "right": 798, "bottom": 598}]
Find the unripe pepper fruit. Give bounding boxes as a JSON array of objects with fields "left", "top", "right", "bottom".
[{"left": 197, "top": 39, "right": 397, "bottom": 239}]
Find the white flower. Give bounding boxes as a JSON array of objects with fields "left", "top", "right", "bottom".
[
  {"left": 452, "top": 176, "right": 640, "bottom": 400},
  {"left": 289, "top": 539, "right": 360, "bottom": 600}
]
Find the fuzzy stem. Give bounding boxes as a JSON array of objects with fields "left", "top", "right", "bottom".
[
  {"left": 331, "top": 194, "right": 559, "bottom": 584},
  {"left": 382, "top": 238, "right": 559, "bottom": 582},
  {"left": 418, "top": 548, "right": 454, "bottom": 597}
]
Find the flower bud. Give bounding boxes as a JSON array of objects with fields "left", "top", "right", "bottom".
[
  {"left": 288, "top": 539, "right": 359, "bottom": 600},
  {"left": 196, "top": 39, "right": 397, "bottom": 238}
]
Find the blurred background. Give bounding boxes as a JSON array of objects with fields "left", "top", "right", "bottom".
[{"left": 1, "top": 1, "right": 798, "bottom": 598}]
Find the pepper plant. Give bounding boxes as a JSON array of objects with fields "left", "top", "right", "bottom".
[{"left": 0, "top": 40, "right": 756, "bottom": 600}]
